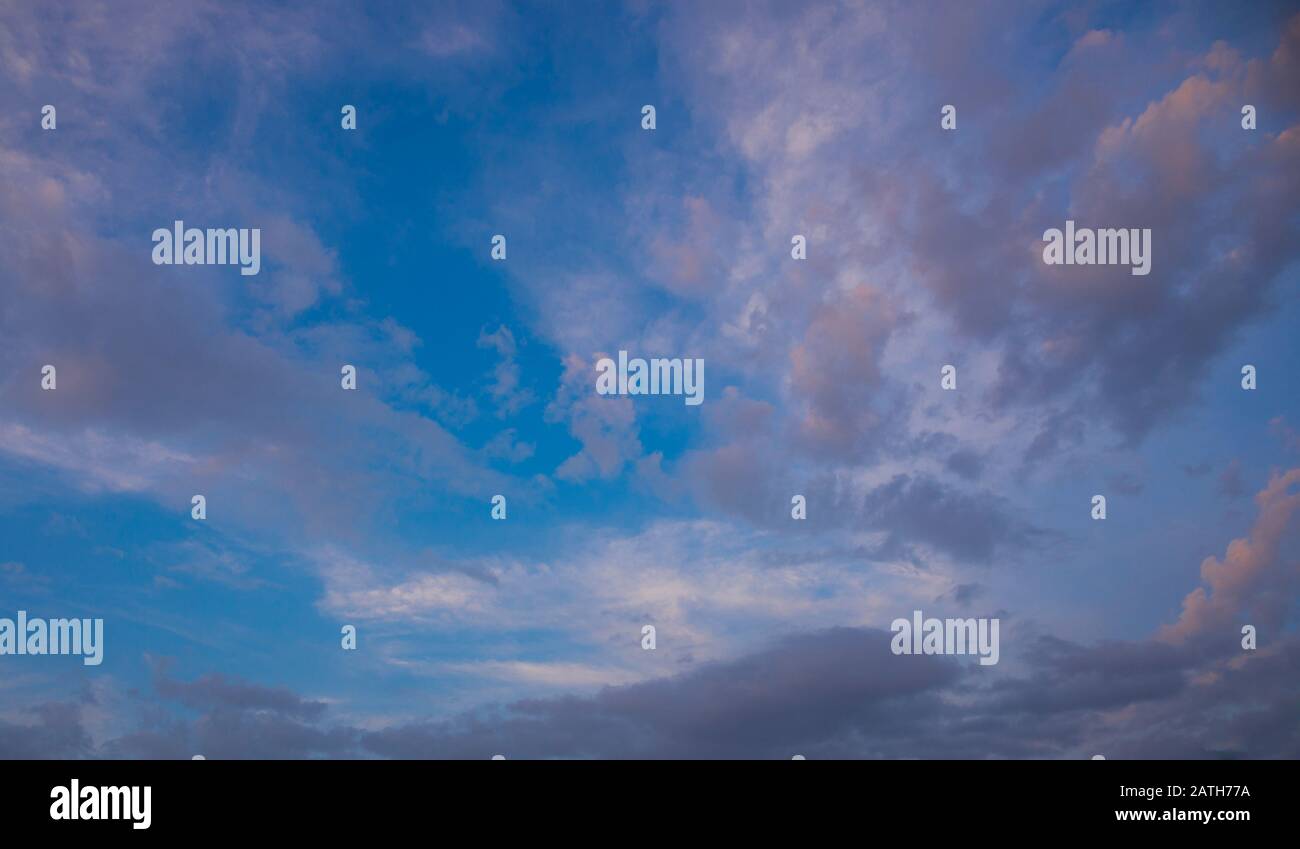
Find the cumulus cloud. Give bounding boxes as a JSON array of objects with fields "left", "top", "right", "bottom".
[{"left": 1161, "top": 467, "right": 1300, "bottom": 647}]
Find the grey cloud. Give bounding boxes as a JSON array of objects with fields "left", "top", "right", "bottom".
[
  {"left": 8, "top": 623, "right": 1300, "bottom": 759},
  {"left": 362, "top": 627, "right": 964, "bottom": 759},
  {"left": 854, "top": 474, "right": 1052, "bottom": 564},
  {"left": 936, "top": 582, "right": 985, "bottom": 606},
  {"left": 151, "top": 662, "right": 328, "bottom": 721},
  {"left": 1218, "top": 459, "right": 1247, "bottom": 498},
  {"left": 477, "top": 325, "right": 535, "bottom": 418},
  {"left": 0, "top": 699, "right": 93, "bottom": 759},
  {"left": 946, "top": 449, "right": 985, "bottom": 481}
]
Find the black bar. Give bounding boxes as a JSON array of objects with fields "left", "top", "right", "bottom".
[{"left": 2, "top": 759, "right": 1283, "bottom": 836}]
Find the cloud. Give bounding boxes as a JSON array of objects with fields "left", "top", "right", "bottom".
[
  {"left": 35, "top": 623, "right": 1297, "bottom": 759},
  {"left": 545, "top": 354, "right": 643, "bottom": 482},
  {"left": 11, "top": 454, "right": 1300, "bottom": 762},
  {"left": 437, "top": 660, "right": 643, "bottom": 689},
  {"left": 1218, "top": 459, "right": 1248, "bottom": 498},
  {"left": 854, "top": 474, "right": 1051, "bottom": 564},
  {"left": 649, "top": 3, "right": 1300, "bottom": 475},
  {"left": 314, "top": 547, "right": 496, "bottom": 622},
  {"left": 481, "top": 428, "right": 536, "bottom": 463},
  {"left": 2, "top": 1, "right": 1298, "bottom": 762},
  {"left": 151, "top": 660, "right": 327, "bottom": 720},
  {"left": 1160, "top": 467, "right": 1300, "bottom": 647},
  {"left": 477, "top": 325, "right": 535, "bottom": 417},
  {"left": 788, "top": 285, "right": 905, "bottom": 460},
  {"left": 0, "top": 423, "right": 198, "bottom": 494},
  {"left": 362, "top": 627, "right": 963, "bottom": 759},
  {"left": 0, "top": 699, "right": 93, "bottom": 759}
]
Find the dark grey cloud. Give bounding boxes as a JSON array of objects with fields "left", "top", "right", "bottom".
[
  {"left": 0, "top": 699, "right": 93, "bottom": 759},
  {"left": 7, "top": 620, "right": 1299, "bottom": 760},
  {"left": 936, "top": 582, "right": 985, "bottom": 606},
  {"left": 989, "top": 636, "right": 1194, "bottom": 716},
  {"left": 1218, "top": 459, "right": 1247, "bottom": 498},
  {"left": 150, "top": 660, "right": 328, "bottom": 720},
  {"left": 946, "top": 449, "right": 985, "bottom": 482},
  {"left": 362, "top": 627, "right": 964, "bottom": 759},
  {"left": 685, "top": 444, "right": 1052, "bottom": 567},
  {"left": 854, "top": 474, "right": 1052, "bottom": 564}
]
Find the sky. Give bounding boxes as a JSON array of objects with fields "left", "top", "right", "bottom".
[{"left": 0, "top": 0, "right": 1298, "bottom": 759}]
